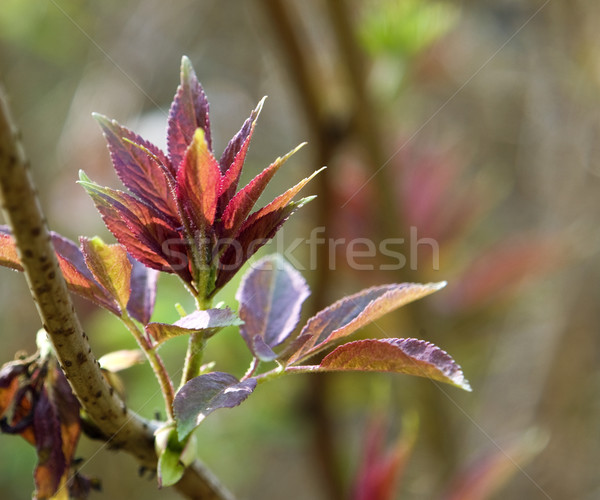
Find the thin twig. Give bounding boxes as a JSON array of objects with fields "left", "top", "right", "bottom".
[{"left": 0, "top": 85, "right": 232, "bottom": 500}]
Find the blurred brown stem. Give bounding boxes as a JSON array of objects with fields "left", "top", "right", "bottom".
[
  {"left": 0, "top": 86, "right": 232, "bottom": 500},
  {"left": 324, "top": 0, "right": 399, "bottom": 233},
  {"left": 260, "top": 1, "right": 346, "bottom": 499}
]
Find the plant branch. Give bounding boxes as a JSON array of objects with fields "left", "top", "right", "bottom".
[
  {"left": 0, "top": 86, "right": 232, "bottom": 500},
  {"left": 121, "top": 314, "right": 175, "bottom": 419},
  {"left": 180, "top": 295, "right": 213, "bottom": 386}
]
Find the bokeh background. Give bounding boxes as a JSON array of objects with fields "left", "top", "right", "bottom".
[{"left": 1, "top": 1, "right": 599, "bottom": 499}]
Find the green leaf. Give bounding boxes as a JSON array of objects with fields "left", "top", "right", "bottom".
[
  {"left": 80, "top": 236, "right": 132, "bottom": 312},
  {"left": 155, "top": 425, "right": 195, "bottom": 488},
  {"left": 317, "top": 338, "right": 471, "bottom": 391}
]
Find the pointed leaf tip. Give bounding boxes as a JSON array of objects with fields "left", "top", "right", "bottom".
[
  {"left": 319, "top": 338, "right": 471, "bottom": 391},
  {"left": 288, "top": 282, "right": 444, "bottom": 364}
]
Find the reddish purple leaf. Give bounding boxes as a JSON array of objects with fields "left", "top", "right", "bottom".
[
  {"left": 176, "top": 128, "right": 221, "bottom": 233},
  {"left": 52, "top": 233, "right": 119, "bottom": 313},
  {"left": 287, "top": 282, "right": 447, "bottom": 365},
  {"left": 81, "top": 236, "right": 132, "bottom": 312},
  {"left": 174, "top": 372, "right": 256, "bottom": 438},
  {"left": 317, "top": 338, "right": 471, "bottom": 391},
  {"left": 127, "top": 258, "right": 158, "bottom": 324},
  {"left": 215, "top": 196, "right": 314, "bottom": 291},
  {"left": 219, "top": 143, "right": 306, "bottom": 240},
  {"left": 79, "top": 173, "right": 191, "bottom": 282},
  {"left": 168, "top": 56, "right": 212, "bottom": 169},
  {"left": 241, "top": 167, "right": 324, "bottom": 230},
  {"left": 237, "top": 254, "right": 310, "bottom": 361},
  {"left": 0, "top": 226, "right": 121, "bottom": 314},
  {"left": 146, "top": 308, "right": 242, "bottom": 345},
  {"left": 94, "top": 113, "right": 179, "bottom": 220},
  {"left": 217, "top": 98, "right": 265, "bottom": 213}
]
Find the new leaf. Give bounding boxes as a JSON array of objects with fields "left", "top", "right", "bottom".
[
  {"left": 287, "top": 282, "right": 447, "bottom": 364},
  {"left": 174, "top": 372, "right": 257, "bottom": 439},
  {"left": 237, "top": 254, "right": 310, "bottom": 361},
  {"left": 318, "top": 338, "right": 471, "bottom": 391}
]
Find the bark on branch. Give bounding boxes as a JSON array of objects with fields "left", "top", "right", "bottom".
[{"left": 0, "top": 86, "right": 232, "bottom": 500}]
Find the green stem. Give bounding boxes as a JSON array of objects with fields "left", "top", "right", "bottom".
[
  {"left": 121, "top": 314, "right": 175, "bottom": 419},
  {"left": 180, "top": 295, "right": 213, "bottom": 387}
]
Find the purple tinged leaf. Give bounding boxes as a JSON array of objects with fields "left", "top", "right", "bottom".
[
  {"left": 145, "top": 308, "right": 242, "bottom": 345},
  {"left": 287, "top": 282, "right": 447, "bottom": 365},
  {"left": 127, "top": 258, "right": 158, "bottom": 324},
  {"left": 174, "top": 372, "right": 257, "bottom": 438},
  {"left": 219, "top": 97, "right": 265, "bottom": 175},
  {"left": 219, "top": 142, "right": 306, "bottom": 240},
  {"left": 237, "top": 254, "right": 310, "bottom": 361},
  {"left": 168, "top": 56, "right": 212, "bottom": 169},
  {"left": 81, "top": 236, "right": 132, "bottom": 312},
  {"left": 317, "top": 338, "right": 471, "bottom": 391},
  {"left": 176, "top": 128, "right": 221, "bottom": 233},
  {"left": 215, "top": 196, "right": 315, "bottom": 291},
  {"left": 242, "top": 167, "right": 325, "bottom": 230},
  {"left": 52, "top": 232, "right": 120, "bottom": 314},
  {"left": 93, "top": 113, "right": 179, "bottom": 221},
  {"left": 217, "top": 98, "right": 265, "bottom": 214},
  {"left": 79, "top": 172, "right": 192, "bottom": 283},
  {"left": 0, "top": 226, "right": 121, "bottom": 313}
]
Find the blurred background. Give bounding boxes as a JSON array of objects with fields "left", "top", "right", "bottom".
[{"left": 1, "top": 0, "right": 599, "bottom": 499}]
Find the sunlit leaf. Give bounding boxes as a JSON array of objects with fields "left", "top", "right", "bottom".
[
  {"left": 168, "top": 55, "right": 212, "bottom": 169},
  {"left": 174, "top": 372, "right": 256, "bottom": 439},
  {"left": 145, "top": 308, "right": 242, "bottom": 346},
  {"left": 287, "top": 282, "right": 446, "bottom": 364},
  {"left": 93, "top": 113, "right": 179, "bottom": 221},
  {"left": 237, "top": 254, "right": 310, "bottom": 361},
  {"left": 215, "top": 196, "right": 315, "bottom": 291},
  {"left": 219, "top": 143, "right": 306, "bottom": 240},
  {"left": 316, "top": 338, "right": 471, "bottom": 391},
  {"left": 241, "top": 167, "right": 325, "bottom": 230},
  {"left": 217, "top": 97, "right": 265, "bottom": 213},
  {"left": 98, "top": 350, "right": 145, "bottom": 372},
  {"left": 81, "top": 236, "right": 132, "bottom": 312},
  {"left": 0, "top": 227, "right": 119, "bottom": 313},
  {"left": 176, "top": 128, "right": 221, "bottom": 233},
  {"left": 52, "top": 232, "right": 120, "bottom": 314},
  {"left": 79, "top": 172, "right": 191, "bottom": 282}
]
